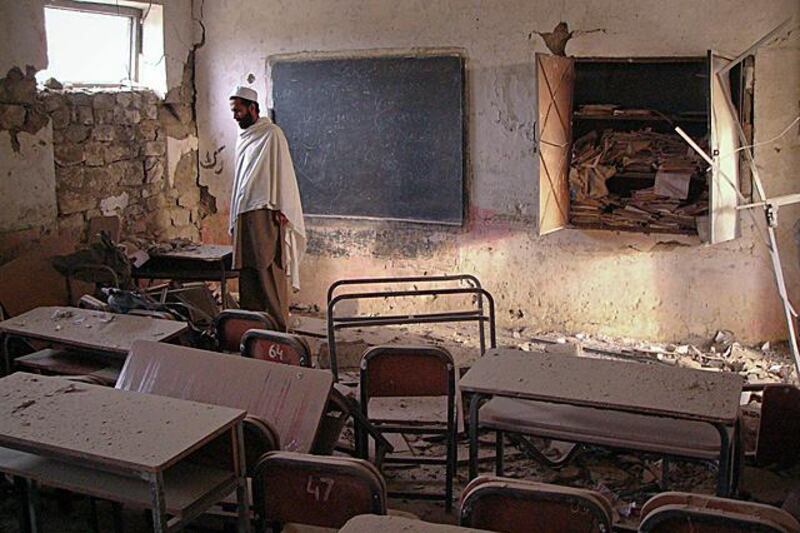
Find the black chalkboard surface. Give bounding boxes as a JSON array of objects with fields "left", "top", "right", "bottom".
[{"left": 271, "top": 55, "right": 465, "bottom": 225}]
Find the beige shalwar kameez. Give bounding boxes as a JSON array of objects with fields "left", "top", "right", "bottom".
[{"left": 230, "top": 116, "right": 306, "bottom": 330}]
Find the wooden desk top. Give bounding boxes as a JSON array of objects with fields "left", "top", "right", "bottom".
[
  {"left": 340, "top": 515, "right": 490, "bottom": 532},
  {"left": 0, "top": 373, "right": 245, "bottom": 472},
  {"left": 0, "top": 307, "right": 188, "bottom": 354},
  {"left": 118, "top": 341, "right": 334, "bottom": 453},
  {"left": 151, "top": 244, "right": 232, "bottom": 261},
  {"left": 460, "top": 348, "right": 743, "bottom": 424}
]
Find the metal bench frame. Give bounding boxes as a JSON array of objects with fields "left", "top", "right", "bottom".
[{"left": 326, "top": 274, "right": 496, "bottom": 381}]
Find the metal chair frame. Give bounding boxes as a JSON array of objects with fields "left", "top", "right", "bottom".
[
  {"left": 359, "top": 345, "right": 457, "bottom": 511},
  {"left": 326, "top": 274, "right": 496, "bottom": 381}
]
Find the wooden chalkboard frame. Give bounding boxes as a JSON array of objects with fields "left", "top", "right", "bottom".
[{"left": 267, "top": 51, "right": 467, "bottom": 226}]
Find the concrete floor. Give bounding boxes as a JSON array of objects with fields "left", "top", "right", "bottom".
[{"left": 1, "top": 321, "right": 795, "bottom": 531}]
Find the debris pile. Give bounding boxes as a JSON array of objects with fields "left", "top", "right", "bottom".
[
  {"left": 569, "top": 127, "right": 709, "bottom": 233},
  {"left": 512, "top": 329, "right": 795, "bottom": 384},
  {"left": 123, "top": 236, "right": 198, "bottom": 256}
]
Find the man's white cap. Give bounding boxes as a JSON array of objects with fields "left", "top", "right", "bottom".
[{"left": 230, "top": 85, "right": 258, "bottom": 103}]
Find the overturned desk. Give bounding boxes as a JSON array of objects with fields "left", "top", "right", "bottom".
[
  {"left": 0, "top": 372, "right": 249, "bottom": 532},
  {"left": 132, "top": 244, "right": 238, "bottom": 304},
  {"left": 118, "top": 341, "right": 334, "bottom": 453},
  {"left": 460, "top": 349, "right": 743, "bottom": 495},
  {"left": 0, "top": 306, "right": 188, "bottom": 376}
]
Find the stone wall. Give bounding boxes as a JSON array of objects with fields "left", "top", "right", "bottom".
[
  {"left": 41, "top": 86, "right": 203, "bottom": 242},
  {"left": 0, "top": 0, "right": 201, "bottom": 265}
]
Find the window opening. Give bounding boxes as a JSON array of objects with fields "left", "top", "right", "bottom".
[{"left": 36, "top": 0, "right": 142, "bottom": 87}]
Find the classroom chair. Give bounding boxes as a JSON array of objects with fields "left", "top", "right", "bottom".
[
  {"left": 459, "top": 475, "right": 614, "bottom": 533},
  {"left": 240, "top": 329, "right": 392, "bottom": 459},
  {"left": 743, "top": 383, "right": 800, "bottom": 468},
  {"left": 639, "top": 492, "right": 800, "bottom": 532},
  {"left": 253, "top": 451, "right": 387, "bottom": 531},
  {"left": 214, "top": 309, "right": 280, "bottom": 352},
  {"left": 241, "top": 328, "right": 312, "bottom": 367},
  {"left": 359, "top": 345, "right": 457, "bottom": 511}
]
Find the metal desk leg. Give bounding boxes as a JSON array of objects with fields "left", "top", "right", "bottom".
[
  {"left": 233, "top": 422, "right": 251, "bottom": 533},
  {"left": 2, "top": 333, "right": 11, "bottom": 376},
  {"left": 715, "top": 423, "right": 733, "bottom": 496},
  {"left": 14, "top": 476, "right": 39, "bottom": 533},
  {"left": 495, "top": 431, "right": 504, "bottom": 476},
  {"left": 468, "top": 393, "right": 485, "bottom": 480},
  {"left": 220, "top": 260, "right": 228, "bottom": 308},
  {"left": 147, "top": 471, "right": 168, "bottom": 533}
]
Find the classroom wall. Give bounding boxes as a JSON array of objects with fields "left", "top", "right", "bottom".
[
  {"left": 0, "top": 0, "right": 204, "bottom": 264},
  {"left": 194, "top": 0, "right": 800, "bottom": 344}
]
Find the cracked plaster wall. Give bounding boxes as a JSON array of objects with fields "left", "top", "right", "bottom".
[
  {"left": 201, "top": 0, "right": 795, "bottom": 343},
  {"left": 0, "top": 0, "right": 204, "bottom": 264}
]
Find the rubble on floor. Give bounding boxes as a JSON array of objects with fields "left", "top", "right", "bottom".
[{"left": 322, "top": 318, "right": 797, "bottom": 527}]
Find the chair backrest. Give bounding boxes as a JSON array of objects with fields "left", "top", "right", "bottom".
[
  {"left": 360, "top": 345, "right": 455, "bottom": 399},
  {"left": 254, "top": 451, "right": 387, "bottom": 529},
  {"left": 215, "top": 309, "right": 279, "bottom": 352},
  {"left": 756, "top": 384, "right": 800, "bottom": 467},
  {"left": 241, "top": 329, "right": 312, "bottom": 367},
  {"left": 459, "top": 476, "right": 613, "bottom": 533},
  {"left": 194, "top": 414, "right": 280, "bottom": 476},
  {"left": 640, "top": 492, "right": 800, "bottom": 533},
  {"left": 243, "top": 416, "right": 280, "bottom": 476}
]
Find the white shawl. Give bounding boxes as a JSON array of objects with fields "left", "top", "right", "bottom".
[{"left": 230, "top": 116, "right": 306, "bottom": 290}]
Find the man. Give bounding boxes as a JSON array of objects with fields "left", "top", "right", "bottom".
[{"left": 229, "top": 85, "right": 305, "bottom": 331}]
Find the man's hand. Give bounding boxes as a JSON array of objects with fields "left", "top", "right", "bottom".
[{"left": 276, "top": 211, "right": 289, "bottom": 226}]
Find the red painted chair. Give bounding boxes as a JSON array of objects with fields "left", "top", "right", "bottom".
[
  {"left": 240, "top": 329, "right": 311, "bottom": 367},
  {"left": 214, "top": 309, "right": 279, "bottom": 353},
  {"left": 253, "top": 451, "right": 386, "bottom": 530},
  {"left": 743, "top": 383, "right": 800, "bottom": 468},
  {"left": 359, "top": 344, "right": 457, "bottom": 511},
  {"left": 459, "top": 475, "right": 613, "bottom": 533},
  {"left": 639, "top": 492, "right": 800, "bottom": 532}
]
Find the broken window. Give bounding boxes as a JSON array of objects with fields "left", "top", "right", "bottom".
[
  {"left": 536, "top": 54, "right": 752, "bottom": 243},
  {"left": 36, "top": 0, "right": 142, "bottom": 86}
]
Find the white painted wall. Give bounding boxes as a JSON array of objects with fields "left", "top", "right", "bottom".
[
  {"left": 0, "top": 0, "right": 47, "bottom": 76},
  {"left": 194, "top": 0, "right": 800, "bottom": 343},
  {"left": 0, "top": 126, "right": 57, "bottom": 231}
]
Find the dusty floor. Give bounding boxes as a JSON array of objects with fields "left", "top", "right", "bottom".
[{"left": 1, "top": 320, "right": 797, "bottom": 531}]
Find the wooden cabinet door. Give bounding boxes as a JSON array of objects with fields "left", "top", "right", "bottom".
[
  {"left": 708, "top": 50, "right": 741, "bottom": 244},
  {"left": 536, "top": 53, "right": 575, "bottom": 235}
]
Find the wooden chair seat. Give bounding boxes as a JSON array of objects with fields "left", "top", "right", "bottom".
[
  {"left": 342, "top": 514, "right": 487, "bottom": 532},
  {"left": 368, "top": 396, "right": 451, "bottom": 425},
  {"left": 480, "top": 397, "right": 722, "bottom": 460}
]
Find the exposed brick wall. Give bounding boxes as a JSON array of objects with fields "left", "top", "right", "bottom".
[{"left": 43, "top": 89, "right": 165, "bottom": 236}]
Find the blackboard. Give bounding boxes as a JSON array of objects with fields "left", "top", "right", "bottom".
[{"left": 271, "top": 55, "right": 465, "bottom": 225}]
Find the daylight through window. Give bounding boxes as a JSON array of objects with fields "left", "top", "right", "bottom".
[{"left": 36, "top": 1, "right": 141, "bottom": 86}]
